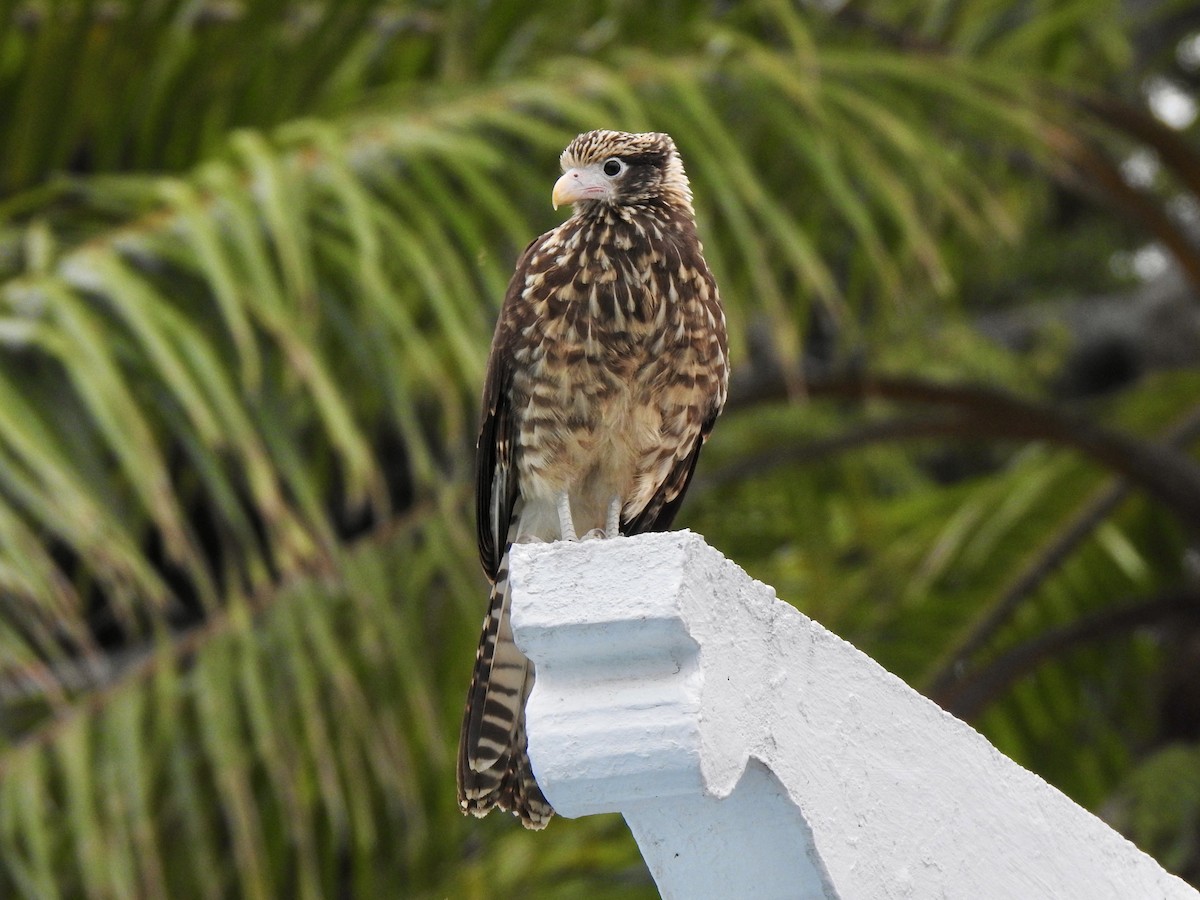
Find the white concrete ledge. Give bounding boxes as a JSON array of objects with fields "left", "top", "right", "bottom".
[{"left": 509, "top": 531, "right": 1197, "bottom": 900}]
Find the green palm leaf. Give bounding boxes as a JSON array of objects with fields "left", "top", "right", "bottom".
[{"left": 3, "top": 0, "right": 1198, "bottom": 894}]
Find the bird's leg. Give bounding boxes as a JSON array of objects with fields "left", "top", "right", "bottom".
[
  {"left": 556, "top": 490, "right": 578, "bottom": 542},
  {"left": 605, "top": 495, "right": 622, "bottom": 538},
  {"left": 582, "top": 495, "right": 623, "bottom": 540}
]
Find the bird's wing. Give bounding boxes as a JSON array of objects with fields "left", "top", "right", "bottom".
[
  {"left": 476, "top": 235, "right": 545, "bottom": 580},
  {"left": 623, "top": 237, "right": 728, "bottom": 537},
  {"left": 621, "top": 407, "right": 719, "bottom": 536}
]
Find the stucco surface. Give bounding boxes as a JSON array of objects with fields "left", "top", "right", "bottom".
[{"left": 511, "top": 531, "right": 1196, "bottom": 900}]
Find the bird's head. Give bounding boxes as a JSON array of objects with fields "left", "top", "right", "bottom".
[{"left": 553, "top": 130, "right": 694, "bottom": 215}]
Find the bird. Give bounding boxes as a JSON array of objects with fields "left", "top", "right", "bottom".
[{"left": 457, "top": 129, "right": 729, "bottom": 829}]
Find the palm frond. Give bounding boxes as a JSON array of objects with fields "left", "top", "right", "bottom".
[{"left": 2, "top": 0, "right": 1197, "bottom": 893}]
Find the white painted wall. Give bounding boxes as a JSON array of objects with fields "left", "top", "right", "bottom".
[{"left": 509, "top": 531, "right": 1197, "bottom": 900}]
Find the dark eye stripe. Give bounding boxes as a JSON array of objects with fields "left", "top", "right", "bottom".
[{"left": 615, "top": 152, "right": 666, "bottom": 169}]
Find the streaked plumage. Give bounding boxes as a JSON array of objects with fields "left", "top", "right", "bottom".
[{"left": 458, "top": 130, "right": 728, "bottom": 829}]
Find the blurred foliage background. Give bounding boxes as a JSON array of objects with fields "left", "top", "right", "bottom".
[{"left": 0, "top": 0, "right": 1199, "bottom": 896}]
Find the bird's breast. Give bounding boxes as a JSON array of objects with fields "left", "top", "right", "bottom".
[{"left": 506, "top": 207, "right": 725, "bottom": 512}]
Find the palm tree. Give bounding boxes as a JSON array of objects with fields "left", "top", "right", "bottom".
[{"left": 1, "top": 0, "right": 1198, "bottom": 895}]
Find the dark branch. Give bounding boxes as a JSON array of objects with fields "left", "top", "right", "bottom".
[
  {"left": 1040, "top": 123, "right": 1200, "bottom": 292},
  {"left": 727, "top": 368, "right": 1200, "bottom": 531},
  {"left": 698, "top": 413, "right": 968, "bottom": 492},
  {"left": 1077, "top": 93, "right": 1200, "bottom": 205},
  {"left": 922, "top": 480, "right": 1131, "bottom": 700},
  {"left": 933, "top": 589, "right": 1200, "bottom": 720},
  {"left": 923, "top": 403, "right": 1200, "bottom": 698}
]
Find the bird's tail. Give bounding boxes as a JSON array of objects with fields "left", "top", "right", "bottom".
[{"left": 457, "top": 547, "right": 554, "bottom": 829}]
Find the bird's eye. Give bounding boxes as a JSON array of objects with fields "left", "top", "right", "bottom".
[{"left": 602, "top": 158, "right": 624, "bottom": 177}]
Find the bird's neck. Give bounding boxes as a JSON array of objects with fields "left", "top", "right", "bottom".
[{"left": 571, "top": 199, "right": 697, "bottom": 238}]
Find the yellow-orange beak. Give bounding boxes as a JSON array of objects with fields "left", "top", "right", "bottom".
[{"left": 552, "top": 167, "right": 612, "bottom": 209}]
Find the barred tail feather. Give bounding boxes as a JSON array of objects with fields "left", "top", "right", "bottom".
[{"left": 457, "top": 550, "right": 554, "bottom": 829}]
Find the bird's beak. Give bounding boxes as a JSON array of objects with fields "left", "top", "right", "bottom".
[{"left": 552, "top": 167, "right": 610, "bottom": 210}]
